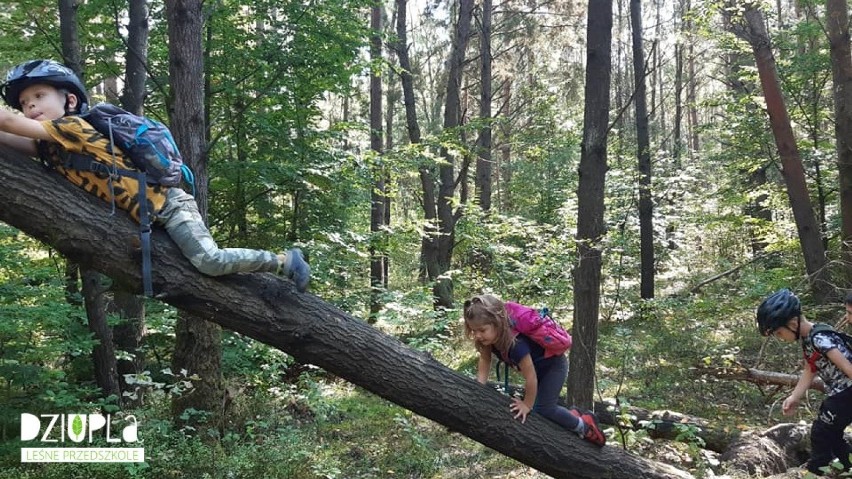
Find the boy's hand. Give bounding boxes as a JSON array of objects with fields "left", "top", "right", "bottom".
[
  {"left": 510, "top": 398, "right": 531, "bottom": 423},
  {"left": 782, "top": 395, "right": 799, "bottom": 416}
]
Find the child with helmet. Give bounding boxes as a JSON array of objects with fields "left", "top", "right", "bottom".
[
  {"left": 757, "top": 289, "right": 852, "bottom": 474},
  {"left": 0, "top": 59, "right": 310, "bottom": 292}
]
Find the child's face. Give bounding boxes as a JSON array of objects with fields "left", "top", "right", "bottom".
[
  {"left": 468, "top": 322, "right": 498, "bottom": 347},
  {"left": 17, "top": 84, "right": 73, "bottom": 121}
]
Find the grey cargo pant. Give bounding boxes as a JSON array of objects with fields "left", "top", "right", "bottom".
[{"left": 155, "top": 188, "right": 280, "bottom": 276}]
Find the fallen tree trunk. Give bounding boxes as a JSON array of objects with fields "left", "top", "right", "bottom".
[
  {"left": 694, "top": 365, "right": 825, "bottom": 393},
  {"left": 0, "top": 146, "right": 693, "bottom": 479}
]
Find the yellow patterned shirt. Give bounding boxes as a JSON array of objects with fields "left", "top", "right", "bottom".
[{"left": 36, "top": 116, "right": 168, "bottom": 223}]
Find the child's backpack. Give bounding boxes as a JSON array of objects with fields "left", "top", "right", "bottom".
[
  {"left": 803, "top": 323, "right": 852, "bottom": 372},
  {"left": 63, "top": 103, "right": 195, "bottom": 297},
  {"left": 80, "top": 103, "right": 195, "bottom": 191},
  {"left": 494, "top": 302, "right": 572, "bottom": 391},
  {"left": 504, "top": 302, "right": 572, "bottom": 359}
]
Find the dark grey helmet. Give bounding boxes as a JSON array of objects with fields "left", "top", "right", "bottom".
[
  {"left": 1, "top": 59, "right": 89, "bottom": 113},
  {"left": 756, "top": 289, "right": 801, "bottom": 336}
]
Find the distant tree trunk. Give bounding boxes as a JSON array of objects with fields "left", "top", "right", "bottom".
[
  {"left": 727, "top": 4, "right": 830, "bottom": 301},
  {"left": 475, "top": 0, "right": 493, "bottom": 212},
  {"left": 81, "top": 270, "right": 121, "bottom": 400},
  {"left": 384, "top": 8, "right": 396, "bottom": 289},
  {"left": 369, "top": 3, "right": 386, "bottom": 320},
  {"left": 392, "top": 0, "right": 436, "bottom": 290},
  {"left": 827, "top": 0, "right": 852, "bottom": 289},
  {"left": 121, "top": 0, "right": 149, "bottom": 115},
  {"left": 58, "top": 0, "right": 83, "bottom": 78},
  {"left": 166, "top": 0, "right": 223, "bottom": 424},
  {"left": 674, "top": 15, "right": 683, "bottom": 166},
  {"left": 686, "top": 0, "right": 699, "bottom": 156},
  {"left": 113, "top": 0, "right": 150, "bottom": 407},
  {"left": 498, "top": 79, "right": 512, "bottom": 212},
  {"left": 569, "top": 0, "right": 612, "bottom": 410},
  {"left": 432, "top": 0, "right": 474, "bottom": 308},
  {"left": 631, "top": 0, "right": 654, "bottom": 300}
]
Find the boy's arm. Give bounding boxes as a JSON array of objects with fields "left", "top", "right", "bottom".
[
  {"left": 0, "top": 109, "right": 52, "bottom": 142},
  {"left": 0, "top": 131, "right": 38, "bottom": 155},
  {"left": 826, "top": 348, "right": 852, "bottom": 380},
  {"left": 476, "top": 349, "right": 492, "bottom": 384},
  {"left": 782, "top": 365, "right": 815, "bottom": 415}
]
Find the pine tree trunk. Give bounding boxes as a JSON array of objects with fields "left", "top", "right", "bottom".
[
  {"left": 728, "top": 4, "right": 831, "bottom": 301},
  {"left": 631, "top": 0, "right": 654, "bottom": 300}
]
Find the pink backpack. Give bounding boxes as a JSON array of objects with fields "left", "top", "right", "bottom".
[{"left": 504, "top": 302, "right": 572, "bottom": 359}]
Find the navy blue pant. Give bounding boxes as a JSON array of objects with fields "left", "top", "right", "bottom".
[
  {"left": 808, "top": 386, "right": 852, "bottom": 474},
  {"left": 532, "top": 355, "right": 581, "bottom": 431}
]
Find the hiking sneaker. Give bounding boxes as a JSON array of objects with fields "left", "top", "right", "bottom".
[
  {"left": 578, "top": 410, "right": 606, "bottom": 447},
  {"left": 281, "top": 248, "right": 310, "bottom": 292}
]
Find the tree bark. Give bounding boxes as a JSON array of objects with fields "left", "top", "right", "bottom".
[
  {"left": 826, "top": 0, "right": 852, "bottom": 289},
  {"left": 631, "top": 0, "right": 654, "bottom": 300},
  {"left": 0, "top": 146, "right": 693, "bottom": 479},
  {"left": 569, "top": 0, "right": 612, "bottom": 410},
  {"left": 727, "top": 4, "right": 830, "bottom": 301},
  {"left": 166, "top": 0, "right": 223, "bottom": 422}
]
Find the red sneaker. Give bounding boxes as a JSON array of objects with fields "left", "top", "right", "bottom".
[{"left": 579, "top": 410, "right": 606, "bottom": 447}]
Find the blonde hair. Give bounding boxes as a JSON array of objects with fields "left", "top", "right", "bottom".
[{"left": 463, "top": 294, "right": 515, "bottom": 354}]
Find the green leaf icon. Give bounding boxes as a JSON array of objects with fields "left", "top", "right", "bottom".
[{"left": 72, "top": 415, "right": 83, "bottom": 437}]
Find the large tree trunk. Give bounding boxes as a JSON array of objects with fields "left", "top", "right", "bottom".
[
  {"left": 827, "top": 0, "right": 852, "bottom": 289},
  {"left": 166, "top": 0, "right": 223, "bottom": 423},
  {"left": 631, "top": 0, "right": 654, "bottom": 300},
  {"left": 727, "top": 4, "right": 830, "bottom": 301},
  {"left": 0, "top": 146, "right": 693, "bottom": 479},
  {"left": 569, "top": 0, "right": 612, "bottom": 410}
]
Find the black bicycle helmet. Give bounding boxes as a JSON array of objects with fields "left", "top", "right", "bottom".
[
  {"left": 756, "top": 288, "right": 802, "bottom": 336},
  {"left": 0, "top": 59, "right": 88, "bottom": 113}
]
